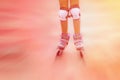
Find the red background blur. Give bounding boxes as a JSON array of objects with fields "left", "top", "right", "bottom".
[{"left": 0, "top": 0, "right": 120, "bottom": 80}]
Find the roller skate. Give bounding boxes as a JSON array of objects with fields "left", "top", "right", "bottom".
[
  {"left": 73, "top": 33, "right": 84, "bottom": 58},
  {"left": 57, "top": 33, "right": 70, "bottom": 56}
]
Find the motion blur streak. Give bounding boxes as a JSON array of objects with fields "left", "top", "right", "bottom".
[{"left": 0, "top": 0, "right": 120, "bottom": 80}]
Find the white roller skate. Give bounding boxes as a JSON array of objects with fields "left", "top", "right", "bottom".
[
  {"left": 57, "top": 33, "right": 70, "bottom": 56},
  {"left": 73, "top": 33, "right": 84, "bottom": 58}
]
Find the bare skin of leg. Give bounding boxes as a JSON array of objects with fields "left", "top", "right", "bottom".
[
  {"left": 70, "top": 0, "right": 80, "bottom": 34},
  {"left": 59, "top": 0, "right": 68, "bottom": 34}
]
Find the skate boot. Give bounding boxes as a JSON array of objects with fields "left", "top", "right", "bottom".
[
  {"left": 73, "top": 33, "right": 84, "bottom": 58},
  {"left": 57, "top": 33, "right": 70, "bottom": 55}
]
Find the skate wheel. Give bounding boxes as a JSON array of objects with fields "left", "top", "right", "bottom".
[
  {"left": 77, "top": 47, "right": 84, "bottom": 58},
  {"left": 57, "top": 50, "right": 63, "bottom": 56},
  {"left": 80, "top": 51, "right": 84, "bottom": 58},
  {"left": 79, "top": 48, "right": 86, "bottom": 63}
]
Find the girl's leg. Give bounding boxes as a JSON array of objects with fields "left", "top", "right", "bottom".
[
  {"left": 58, "top": 0, "right": 70, "bottom": 50},
  {"left": 70, "top": 0, "right": 83, "bottom": 50},
  {"left": 59, "top": 0, "right": 69, "bottom": 33},
  {"left": 70, "top": 0, "right": 80, "bottom": 34}
]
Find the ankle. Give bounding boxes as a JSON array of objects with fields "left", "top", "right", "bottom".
[{"left": 61, "top": 33, "right": 70, "bottom": 40}]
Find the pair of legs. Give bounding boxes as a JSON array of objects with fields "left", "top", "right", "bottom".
[
  {"left": 58, "top": 0, "right": 83, "bottom": 50},
  {"left": 59, "top": 0, "right": 80, "bottom": 34}
]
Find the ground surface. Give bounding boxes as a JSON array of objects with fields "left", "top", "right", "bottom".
[{"left": 0, "top": 0, "right": 120, "bottom": 80}]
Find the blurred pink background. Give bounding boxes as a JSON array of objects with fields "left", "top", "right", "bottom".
[{"left": 0, "top": 0, "right": 120, "bottom": 80}]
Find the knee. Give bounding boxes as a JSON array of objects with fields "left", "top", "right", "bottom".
[
  {"left": 59, "top": 9, "right": 68, "bottom": 21},
  {"left": 70, "top": 8, "right": 80, "bottom": 19}
]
